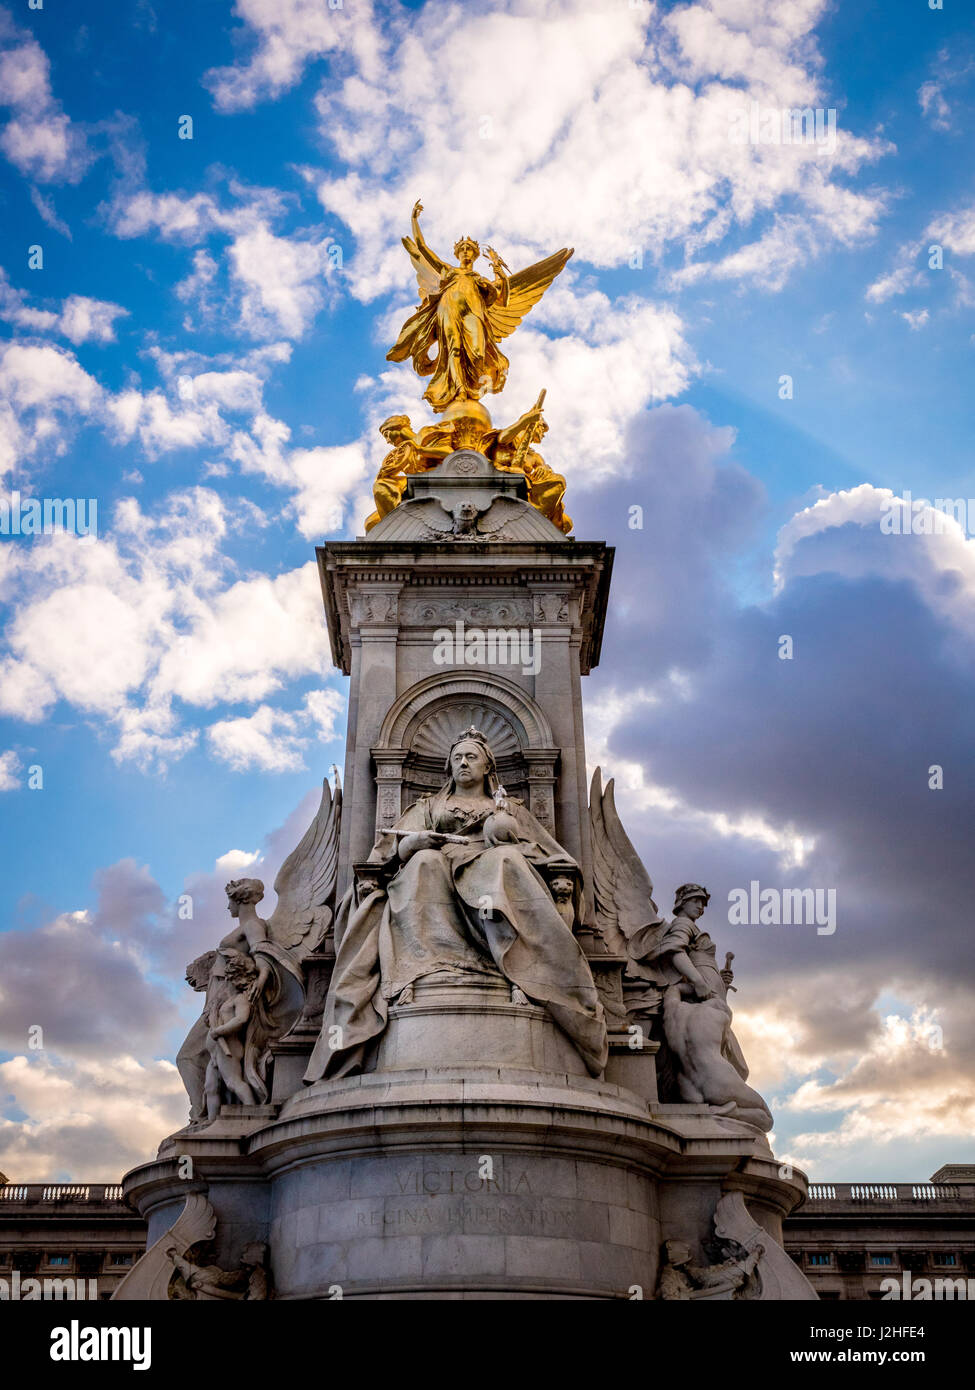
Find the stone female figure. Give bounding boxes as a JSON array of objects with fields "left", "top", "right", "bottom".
[
  {"left": 630, "top": 885, "right": 773, "bottom": 1131},
  {"left": 306, "top": 728, "right": 607, "bottom": 1081}
]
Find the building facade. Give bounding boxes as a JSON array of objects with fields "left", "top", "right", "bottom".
[
  {"left": 783, "top": 1167, "right": 975, "bottom": 1300},
  {"left": 0, "top": 1182, "right": 146, "bottom": 1300}
]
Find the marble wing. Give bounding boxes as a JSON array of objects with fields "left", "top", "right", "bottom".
[
  {"left": 487, "top": 247, "right": 574, "bottom": 341},
  {"left": 713, "top": 1192, "right": 818, "bottom": 1300},
  {"left": 475, "top": 496, "right": 527, "bottom": 534},
  {"left": 589, "top": 767, "right": 661, "bottom": 954},
  {"left": 111, "top": 1194, "right": 215, "bottom": 1301},
  {"left": 402, "top": 235, "right": 443, "bottom": 301},
  {"left": 266, "top": 775, "right": 342, "bottom": 956}
]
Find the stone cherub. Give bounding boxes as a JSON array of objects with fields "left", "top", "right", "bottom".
[
  {"left": 657, "top": 1234, "right": 763, "bottom": 1301},
  {"left": 588, "top": 770, "right": 772, "bottom": 1131},
  {"left": 175, "top": 777, "right": 342, "bottom": 1127},
  {"left": 166, "top": 1240, "right": 270, "bottom": 1301},
  {"left": 203, "top": 949, "right": 260, "bottom": 1118}
]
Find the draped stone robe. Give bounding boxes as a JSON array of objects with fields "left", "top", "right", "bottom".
[{"left": 305, "top": 791, "right": 608, "bottom": 1081}]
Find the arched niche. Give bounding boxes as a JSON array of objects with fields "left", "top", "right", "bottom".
[{"left": 371, "top": 672, "right": 560, "bottom": 835}]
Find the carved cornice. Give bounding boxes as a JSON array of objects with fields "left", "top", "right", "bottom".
[{"left": 317, "top": 541, "right": 614, "bottom": 675}]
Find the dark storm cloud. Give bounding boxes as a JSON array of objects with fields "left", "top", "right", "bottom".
[
  {"left": 573, "top": 403, "right": 767, "bottom": 681},
  {"left": 0, "top": 858, "right": 176, "bottom": 1057},
  {"left": 607, "top": 568, "right": 975, "bottom": 983}
]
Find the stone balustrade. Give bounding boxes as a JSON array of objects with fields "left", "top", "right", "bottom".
[
  {"left": 805, "top": 1182, "right": 964, "bottom": 1205},
  {"left": 0, "top": 1183, "right": 126, "bottom": 1204}
]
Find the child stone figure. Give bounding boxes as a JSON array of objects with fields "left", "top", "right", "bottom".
[{"left": 203, "top": 949, "right": 258, "bottom": 1118}]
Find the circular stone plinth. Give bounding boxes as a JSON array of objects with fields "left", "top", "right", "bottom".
[
  {"left": 375, "top": 973, "right": 591, "bottom": 1077},
  {"left": 263, "top": 1068, "right": 664, "bottom": 1299}
]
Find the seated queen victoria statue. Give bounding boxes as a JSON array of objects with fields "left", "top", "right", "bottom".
[{"left": 305, "top": 728, "right": 608, "bottom": 1081}]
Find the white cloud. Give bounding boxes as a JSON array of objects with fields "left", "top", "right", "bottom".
[
  {"left": 870, "top": 203, "right": 975, "bottom": 312},
  {"left": 927, "top": 204, "right": 975, "bottom": 258},
  {"left": 783, "top": 1003, "right": 975, "bottom": 1158},
  {"left": 150, "top": 561, "right": 325, "bottom": 708},
  {"left": 0, "top": 1053, "right": 185, "bottom": 1180},
  {"left": 302, "top": 0, "right": 888, "bottom": 301},
  {"left": 916, "top": 48, "right": 974, "bottom": 134},
  {"left": 207, "top": 689, "right": 343, "bottom": 771},
  {"left": 0, "top": 272, "right": 128, "bottom": 345},
  {"left": 584, "top": 687, "right": 812, "bottom": 868},
  {"left": 286, "top": 440, "right": 372, "bottom": 537},
  {"left": 304, "top": 686, "right": 344, "bottom": 740},
  {"left": 901, "top": 308, "right": 929, "bottom": 331},
  {"left": 773, "top": 483, "right": 975, "bottom": 639},
  {"left": 106, "top": 179, "right": 335, "bottom": 341},
  {"left": 0, "top": 341, "right": 101, "bottom": 480},
  {"left": 29, "top": 185, "right": 72, "bottom": 238},
  {"left": 105, "top": 187, "right": 231, "bottom": 242},
  {"left": 672, "top": 213, "right": 815, "bottom": 294},
  {"left": 215, "top": 847, "right": 261, "bottom": 874},
  {"left": 203, "top": 0, "right": 377, "bottom": 112},
  {"left": 106, "top": 387, "right": 229, "bottom": 458},
  {"left": 918, "top": 79, "right": 951, "bottom": 132},
  {"left": 228, "top": 222, "right": 337, "bottom": 338},
  {"left": 865, "top": 201, "right": 975, "bottom": 307},
  {"left": 0, "top": 748, "right": 20, "bottom": 790},
  {"left": 0, "top": 342, "right": 100, "bottom": 411},
  {"left": 0, "top": 492, "right": 329, "bottom": 767},
  {"left": 176, "top": 367, "right": 264, "bottom": 414},
  {"left": 865, "top": 241, "right": 924, "bottom": 304},
  {"left": 0, "top": 13, "right": 89, "bottom": 184},
  {"left": 207, "top": 702, "right": 306, "bottom": 771},
  {"left": 58, "top": 295, "right": 129, "bottom": 345}
]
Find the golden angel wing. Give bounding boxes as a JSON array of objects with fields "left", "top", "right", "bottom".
[
  {"left": 487, "top": 247, "right": 574, "bottom": 341},
  {"left": 402, "top": 235, "right": 443, "bottom": 301}
]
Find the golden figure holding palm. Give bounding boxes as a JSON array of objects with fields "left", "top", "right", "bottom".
[{"left": 387, "top": 200, "right": 573, "bottom": 417}]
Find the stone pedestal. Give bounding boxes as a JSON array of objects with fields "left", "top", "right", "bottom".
[
  {"left": 375, "top": 972, "right": 590, "bottom": 1077},
  {"left": 120, "top": 982, "right": 810, "bottom": 1300}
]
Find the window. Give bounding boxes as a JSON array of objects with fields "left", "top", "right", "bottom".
[
  {"left": 809, "top": 1253, "right": 832, "bottom": 1266},
  {"left": 110, "top": 1253, "right": 134, "bottom": 1266},
  {"left": 870, "top": 1254, "right": 894, "bottom": 1266},
  {"left": 48, "top": 1255, "right": 71, "bottom": 1267},
  {"left": 932, "top": 1253, "right": 957, "bottom": 1267}
]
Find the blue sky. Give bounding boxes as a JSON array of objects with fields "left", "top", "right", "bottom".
[{"left": 1, "top": 0, "right": 974, "bottom": 1183}]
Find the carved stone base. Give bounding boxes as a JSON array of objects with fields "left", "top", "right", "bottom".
[{"left": 120, "top": 1071, "right": 815, "bottom": 1300}]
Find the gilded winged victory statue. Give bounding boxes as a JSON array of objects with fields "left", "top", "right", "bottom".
[
  {"left": 387, "top": 199, "right": 572, "bottom": 416},
  {"left": 366, "top": 200, "right": 575, "bottom": 534}
]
